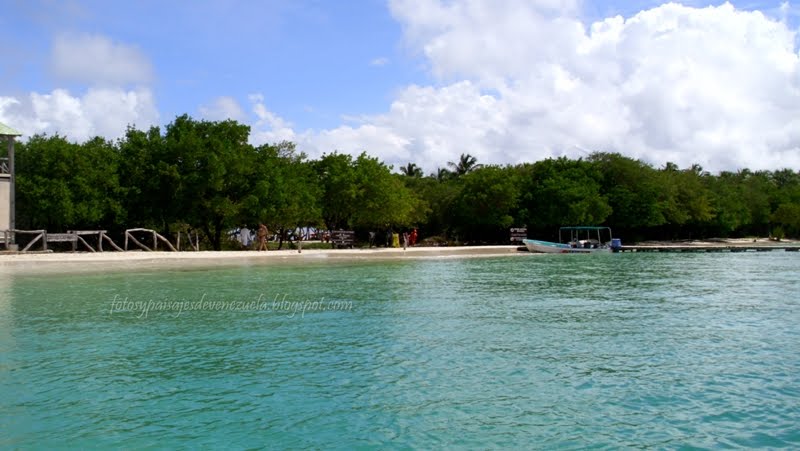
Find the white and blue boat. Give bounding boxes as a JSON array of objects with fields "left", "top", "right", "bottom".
[{"left": 523, "top": 226, "right": 620, "bottom": 254}]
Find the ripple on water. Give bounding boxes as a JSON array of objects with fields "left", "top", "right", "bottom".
[{"left": 0, "top": 253, "right": 799, "bottom": 448}]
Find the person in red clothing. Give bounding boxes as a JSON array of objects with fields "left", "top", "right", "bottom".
[{"left": 409, "top": 228, "right": 418, "bottom": 246}]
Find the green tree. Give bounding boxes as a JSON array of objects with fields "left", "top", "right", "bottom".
[
  {"left": 400, "top": 162, "right": 423, "bottom": 177},
  {"left": 117, "top": 125, "right": 173, "bottom": 230},
  {"left": 771, "top": 170, "right": 800, "bottom": 237},
  {"left": 656, "top": 164, "right": 714, "bottom": 237},
  {"left": 434, "top": 167, "right": 453, "bottom": 181},
  {"left": 402, "top": 174, "right": 459, "bottom": 239},
  {"left": 447, "top": 153, "right": 481, "bottom": 177},
  {"left": 706, "top": 171, "right": 750, "bottom": 236},
  {"left": 16, "top": 134, "right": 123, "bottom": 231},
  {"left": 517, "top": 158, "right": 611, "bottom": 230},
  {"left": 771, "top": 203, "right": 800, "bottom": 237},
  {"left": 452, "top": 165, "right": 520, "bottom": 241},
  {"left": 740, "top": 170, "right": 774, "bottom": 236},
  {"left": 159, "top": 115, "right": 257, "bottom": 250},
  {"left": 350, "top": 153, "right": 425, "bottom": 230},
  {"left": 590, "top": 152, "right": 665, "bottom": 233},
  {"left": 249, "top": 141, "right": 322, "bottom": 248},
  {"left": 314, "top": 152, "right": 358, "bottom": 230},
  {"left": 314, "top": 152, "right": 425, "bottom": 232}
]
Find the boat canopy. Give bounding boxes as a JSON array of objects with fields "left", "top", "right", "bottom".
[{"left": 558, "top": 226, "right": 613, "bottom": 245}]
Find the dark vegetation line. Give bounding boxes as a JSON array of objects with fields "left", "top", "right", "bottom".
[{"left": 14, "top": 115, "right": 800, "bottom": 250}]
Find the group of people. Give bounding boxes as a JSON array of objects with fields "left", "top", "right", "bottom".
[
  {"left": 243, "top": 224, "right": 419, "bottom": 250},
  {"left": 233, "top": 224, "right": 270, "bottom": 250},
  {"left": 381, "top": 228, "right": 418, "bottom": 248}
]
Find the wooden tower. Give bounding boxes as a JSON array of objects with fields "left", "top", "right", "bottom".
[{"left": 1, "top": 122, "right": 22, "bottom": 246}]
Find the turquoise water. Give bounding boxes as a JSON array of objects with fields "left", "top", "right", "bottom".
[{"left": 1, "top": 253, "right": 799, "bottom": 449}]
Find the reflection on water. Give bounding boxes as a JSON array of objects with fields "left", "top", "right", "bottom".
[
  {"left": 0, "top": 270, "right": 14, "bottom": 355},
  {"left": 1, "top": 253, "right": 799, "bottom": 448}
]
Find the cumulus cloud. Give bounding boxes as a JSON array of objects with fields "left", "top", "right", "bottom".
[
  {"left": 289, "top": 1, "right": 800, "bottom": 172},
  {"left": 0, "top": 88, "right": 158, "bottom": 142},
  {"left": 199, "top": 96, "right": 247, "bottom": 122},
  {"left": 248, "top": 94, "right": 299, "bottom": 144},
  {"left": 0, "top": 33, "right": 158, "bottom": 142},
  {"left": 8, "top": 3, "right": 798, "bottom": 174},
  {"left": 51, "top": 33, "right": 153, "bottom": 86}
]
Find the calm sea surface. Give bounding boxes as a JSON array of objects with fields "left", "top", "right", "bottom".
[{"left": 1, "top": 252, "right": 799, "bottom": 449}]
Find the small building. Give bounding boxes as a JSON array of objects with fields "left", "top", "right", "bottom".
[{"left": 1, "top": 122, "right": 22, "bottom": 244}]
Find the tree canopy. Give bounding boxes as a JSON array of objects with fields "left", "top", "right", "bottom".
[{"left": 12, "top": 114, "right": 800, "bottom": 248}]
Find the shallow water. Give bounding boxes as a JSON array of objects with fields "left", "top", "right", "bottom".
[{"left": 1, "top": 252, "right": 799, "bottom": 448}]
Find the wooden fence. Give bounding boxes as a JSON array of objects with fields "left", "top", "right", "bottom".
[{"left": 2, "top": 228, "right": 196, "bottom": 252}]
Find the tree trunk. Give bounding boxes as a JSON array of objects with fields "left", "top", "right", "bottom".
[
  {"left": 214, "top": 229, "right": 222, "bottom": 251},
  {"left": 203, "top": 224, "right": 222, "bottom": 251}
]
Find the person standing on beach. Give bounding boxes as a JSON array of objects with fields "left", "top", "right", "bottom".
[
  {"left": 257, "top": 223, "right": 269, "bottom": 251},
  {"left": 386, "top": 227, "right": 393, "bottom": 247}
]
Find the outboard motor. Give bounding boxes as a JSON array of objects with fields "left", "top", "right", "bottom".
[{"left": 610, "top": 238, "right": 622, "bottom": 252}]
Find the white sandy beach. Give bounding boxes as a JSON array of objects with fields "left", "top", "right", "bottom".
[
  {"left": 0, "top": 245, "right": 529, "bottom": 274},
  {"left": 2, "top": 238, "right": 797, "bottom": 275}
]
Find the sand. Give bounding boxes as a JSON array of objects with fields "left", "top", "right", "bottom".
[
  {"left": 0, "top": 245, "right": 529, "bottom": 275},
  {"left": 3, "top": 237, "right": 796, "bottom": 275}
]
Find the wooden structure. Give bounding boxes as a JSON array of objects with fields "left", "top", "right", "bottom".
[
  {"left": 0, "top": 122, "right": 22, "bottom": 247},
  {"left": 1, "top": 227, "right": 200, "bottom": 253},
  {"left": 124, "top": 228, "right": 178, "bottom": 251},
  {"left": 617, "top": 245, "right": 800, "bottom": 253},
  {"left": 68, "top": 230, "right": 124, "bottom": 252},
  {"left": 2, "top": 229, "right": 126, "bottom": 252},
  {"left": 5, "top": 230, "right": 47, "bottom": 252},
  {"left": 330, "top": 230, "right": 355, "bottom": 248}
]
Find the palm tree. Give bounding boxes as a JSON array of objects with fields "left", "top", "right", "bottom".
[
  {"left": 400, "top": 162, "right": 423, "bottom": 177},
  {"left": 447, "top": 153, "right": 481, "bottom": 177},
  {"left": 434, "top": 167, "right": 453, "bottom": 181}
]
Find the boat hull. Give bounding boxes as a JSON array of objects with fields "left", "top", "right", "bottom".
[{"left": 523, "top": 239, "right": 611, "bottom": 254}]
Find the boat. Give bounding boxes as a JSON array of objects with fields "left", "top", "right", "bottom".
[{"left": 523, "top": 226, "right": 620, "bottom": 254}]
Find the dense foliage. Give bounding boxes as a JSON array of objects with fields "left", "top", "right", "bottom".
[{"left": 12, "top": 115, "right": 800, "bottom": 248}]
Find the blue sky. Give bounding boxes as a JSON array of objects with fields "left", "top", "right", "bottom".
[
  {"left": 1, "top": 0, "right": 799, "bottom": 172},
  {"left": 2, "top": 0, "right": 417, "bottom": 129}
]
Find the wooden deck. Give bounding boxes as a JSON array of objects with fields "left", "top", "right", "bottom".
[{"left": 617, "top": 245, "right": 800, "bottom": 253}]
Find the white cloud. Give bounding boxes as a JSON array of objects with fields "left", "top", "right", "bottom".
[
  {"left": 7, "top": 2, "right": 799, "bottom": 174},
  {"left": 290, "top": 0, "right": 800, "bottom": 172},
  {"left": 51, "top": 33, "right": 153, "bottom": 85},
  {"left": 248, "top": 94, "right": 298, "bottom": 144},
  {"left": 199, "top": 96, "right": 246, "bottom": 122},
  {"left": 0, "top": 33, "right": 158, "bottom": 142},
  {"left": 370, "top": 57, "right": 390, "bottom": 66},
  {"left": 0, "top": 88, "right": 158, "bottom": 142}
]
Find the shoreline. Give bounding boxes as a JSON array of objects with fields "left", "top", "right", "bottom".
[
  {"left": 633, "top": 237, "right": 800, "bottom": 246},
  {"left": 2, "top": 237, "right": 798, "bottom": 275},
  {"left": 0, "top": 245, "right": 528, "bottom": 275}
]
